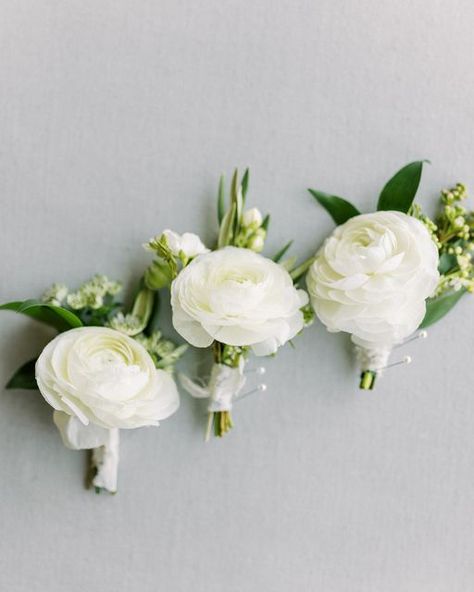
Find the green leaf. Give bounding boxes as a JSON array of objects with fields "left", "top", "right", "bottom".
[
  {"left": 420, "top": 288, "right": 466, "bottom": 328},
  {"left": 273, "top": 240, "right": 293, "bottom": 263},
  {"left": 230, "top": 169, "right": 243, "bottom": 236},
  {"left": 241, "top": 169, "right": 250, "bottom": 205},
  {"left": 377, "top": 161, "right": 428, "bottom": 212},
  {"left": 6, "top": 359, "right": 38, "bottom": 389},
  {"left": 261, "top": 214, "right": 270, "bottom": 231},
  {"left": 308, "top": 189, "right": 360, "bottom": 225},
  {"left": 0, "top": 300, "right": 83, "bottom": 332},
  {"left": 218, "top": 202, "right": 236, "bottom": 248},
  {"left": 289, "top": 255, "right": 316, "bottom": 282},
  {"left": 438, "top": 253, "right": 457, "bottom": 275},
  {"left": 217, "top": 175, "right": 226, "bottom": 225}
]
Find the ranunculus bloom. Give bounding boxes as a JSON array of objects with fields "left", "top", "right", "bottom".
[
  {"left": 35, "top": 327, "right": 179, "bottom": 429},
  {"left": 306, "top": 211, "right": 439, "bottom": 347},
  {"left": 171, "top": 246, "right": 308, "bottom": 355}
]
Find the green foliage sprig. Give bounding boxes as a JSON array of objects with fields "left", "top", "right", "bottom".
[
  {"left": 411, "top": 183, "right": 474, "bottom": 327},
  {"left": 1, "top": 275, "right": 186, "bottom": 390}
]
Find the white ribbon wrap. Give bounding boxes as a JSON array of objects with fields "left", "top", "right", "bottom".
[
  {"left": 53, "top": 411, "right": 119, "bottom": 493},
  {"left": 179, "top": 362, "right": 247, "bottom": 412},
  {"left": 354, "top": 345, "right": 391, "bottom": 374}
]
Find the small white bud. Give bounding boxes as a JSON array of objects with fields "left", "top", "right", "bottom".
[
  {"left": 242, "top": 208, "right": 263, "bottom": 229},
  {"left": 248, "top": 234, "right": 265, "bottom": 252}
]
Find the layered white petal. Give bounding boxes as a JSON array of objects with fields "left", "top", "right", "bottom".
[
  {"left": 171, "top": 246, "right": 307, "bottom": 354},
  {"left": 307, "top": 211, "right": 439, "bottom": 348},
  {"left": 36, "top": 327, "right": 180, "bottom": 429}
]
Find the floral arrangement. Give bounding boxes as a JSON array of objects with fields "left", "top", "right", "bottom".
[
  {"left": 143, "top": 170, "right": 313, "bottom": 438},
  {"left": 1, "top": 163, "right": 472, "bottom": 495},
  {"left": 1, "top": 275, "right": 185, "bottom": 493},
  {"left": 305, "top": 162, "right": 473, "bottom": 389}
]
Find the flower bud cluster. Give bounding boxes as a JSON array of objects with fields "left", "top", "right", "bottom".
[
  {"left": 412, "top": 183, "right": 474, "bottom": 296},
  {"left": 235, "top": 207, "right": 267, "bottom": 252}
]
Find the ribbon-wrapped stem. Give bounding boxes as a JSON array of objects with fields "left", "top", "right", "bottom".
[
  {"left": 179, "top": 343, "right": 249, "bottom": 439},
  {"left": 209, "top": 342, "right": 247, "bottom": 438},
  {"left": 354, "top": 345, "right": 391, "bottom": 391},
  {"left": 53, "top": 411, "right": 120, "bottom": 493}
]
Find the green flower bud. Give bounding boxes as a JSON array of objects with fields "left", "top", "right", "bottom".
[{"left": 144, "top": 259, "right": 173, "bottom": 290}]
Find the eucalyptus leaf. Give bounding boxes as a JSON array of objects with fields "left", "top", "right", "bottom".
[
  {"left": 273, "top": 240, "right": 293, "bottom": 263},
  {"left": 0, "top": 300, "right": 83, "bottom": 332},
  {"left": 217, "top": 175, "right": 225, "bottom": 225},
  {"left": 6, "top": 359, "right": 38, "bottom": 390},
  {"left": 308, "top": 189, "right": 360, "bottom": 225},
  {"left": 377, "top": 161, "right": 428, "bottom": 212},
  {"left": 420, "top": 288, "right": 466, "bottom": 328}
]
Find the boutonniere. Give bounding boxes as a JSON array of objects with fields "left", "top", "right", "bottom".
[
  {"left": 305, "top": 162, "right": 472, "bottom": 389},
  {"left": 1, "top": 276, "right": 185, "bottom": 493},
  {"left": 144, "top": 169, "right": 313, "bottom": 439}
]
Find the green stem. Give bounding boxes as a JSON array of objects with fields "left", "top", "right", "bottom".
[
  {"left": 290, "top": 256, "right": 316, "bottom": 282},
  {"left": 359, "top": 370, "right": 377, "bottom": 390}
]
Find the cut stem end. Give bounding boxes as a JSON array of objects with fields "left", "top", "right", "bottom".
[
  {"left": 212, "top": 410, "right": 233, "bottom": 438},
  {"left": 359, "top": 370, "right": 377, "bottom": 390}
]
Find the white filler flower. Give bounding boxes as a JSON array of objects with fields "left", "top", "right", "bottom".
[
  {"left": 171, "top": 246, "right": 308, "bottom": 356},
  {"left": 307, "top": 211, "right": 439, "bottom": 348},
  {"left": 36, "top": 327, "right": 179, "bottom": 429},
  {"left": 162, "top": 229, "right": 209, "bottom": 258}
]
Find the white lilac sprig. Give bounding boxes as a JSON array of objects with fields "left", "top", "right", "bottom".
[{"left": 410, "top": 183, "right": 474, "bottom": 303}]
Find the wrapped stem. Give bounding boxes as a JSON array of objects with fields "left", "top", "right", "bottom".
[
  {"left": 354, "top": 344, "right": 390, "bottom": 391},
  {"left": 54, "top": 411, "right": 119, "bottom": 493},
  {"left": 208, "top": 342, "right": 247, "bottom": 438}
]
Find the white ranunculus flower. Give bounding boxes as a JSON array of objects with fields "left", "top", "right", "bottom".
[
  {"left": 162, "top": 229, "right": 209, "bottom": 258},
  {"left": 36, "top": 327, "right": 179, "bottom": 429},
  {"left": 307, "top": 211, "right": 439, "bottom": 348},
  {"left": 171, "top": 246, "right": 308, "bottom": 356}
]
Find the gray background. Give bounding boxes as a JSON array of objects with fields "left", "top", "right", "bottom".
[{"left": 1, "top": 1, "right": 473, "bottom": 590}]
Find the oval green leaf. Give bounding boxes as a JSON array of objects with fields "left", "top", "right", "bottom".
[
  {"left": 377, "top": 161, "right": 427, "bottom": 212},
  {"left": 308, "top": 189, "right": 360, "bottom": 225},
  {"left": 0, "top": 300, "right": 83, "bottom": 332},
  {"left": 419, "top": 288, "right": 466, "bottom": 329},
  {"left": 6, "top": 359, "right": 38, "bottom": 389}
]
